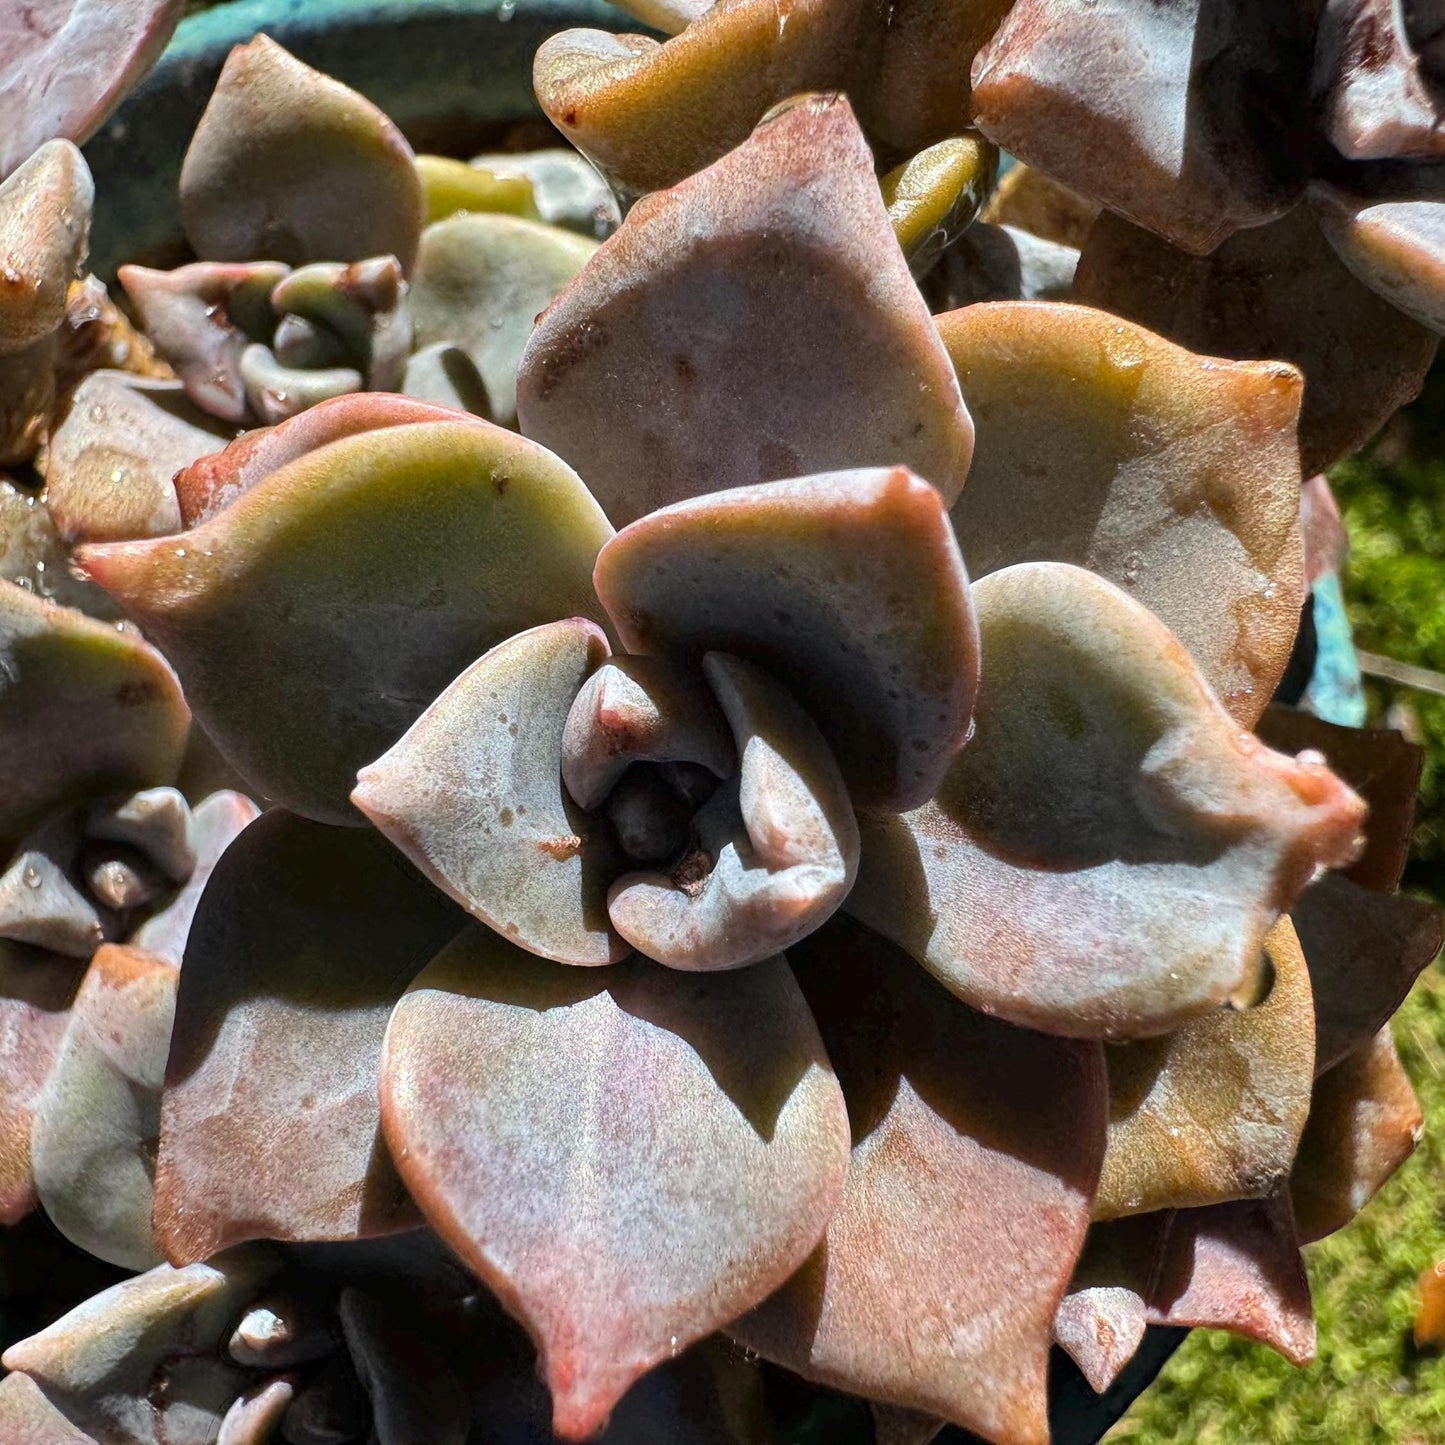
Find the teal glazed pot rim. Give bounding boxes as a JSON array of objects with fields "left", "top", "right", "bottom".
[{"left": 80, "top": 3, "right": 1188, "bottom": 1439}]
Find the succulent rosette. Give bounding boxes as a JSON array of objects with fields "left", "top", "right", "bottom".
[{"left": 0, "top": 4, "right": 1443, "bottom": 1445}]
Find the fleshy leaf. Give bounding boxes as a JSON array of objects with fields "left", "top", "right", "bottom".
[
  {"left": 469, "top": 148, "right": 621, "bottom": 238},
  {"left": 593, "top": 468, "right": 978, "bottom": 810},
  {"left": 1293, "top": 874, "right": 1443, "bottom": 1077},
  {"left": 78, "top": 420, "right": 612, "bottom": 824},
  {"left": 87, "top": 786, "right": 195, "bottom": 880},
  {"left": 401, "top": 342, "right": 493, "bottom": 418},
  {"left": 0, "top": 944, "right": 83, "bottom": 1225},
  {"left": 153, "top": 810, "right": 462, "bottom": 1265},
  {"left": 981, "top": 159, "right": 1100, "bottom": 247},
  {"left": 606, "top": 0, "right": 713, "bottom": 34},
  {"left": 131, "top": 789, "right": 260, "bottom": 964},
  {"left": 1312, "top": 186, "right": 1445, "bottom": 334},
  {"left": 269, "top": 255, "right": 412, "bottom": 391},
  {"left": 561, "top": 654, "right": 734, "bottom": 810},
  {"left": 732, "top": 915, "right": 1106, "bottom": 1445},
  {"left": 0, "top": 844, "right": 102, "bottom": 957},
  {"left": 0, "top": 1371, "right": 94, "bottom": 1444},
  {"left": 173, "top": 391, "right": 474, "bottom": 528},
  {"left": 846, "top": 562, "right": 1366, "bottom": 1038},
  {"left": 415, "top": 154, "right": 539, "bottom": 224},
  {"left": 217, "top": 1379, "right": 294, "bottom": 1445},
  {"left": 0, "top": 141, "right": 93, "bottom": 354},
  {"left": 1291, "top": 1027, "right": 1423, "bottom": 1244},
  {"left": 31, "top": 944, "right": 176, "bottom": 1270},
  {"left": 880, "top": 135, "right": 997, "bottom": 270},
  {"left": 1053, "top": 1284, "right": 1147, "bottom": 1397},
  {"left": 1074, "top": 206, "right": 1440, "bottom": 474},
  {"left": 531, "top": 0, "right": 882, "bottom": 199},
  {"left": 1, "top": 479, "right": 115, "bottom": 614},
  {"left": 45, "top": 372, "right": 228, "bottom": 544},
  {"left": 516, "top": 95, "right": 974, "bottom": 526},
  {"left": 118, "top": 261, "right": 290, "bottom": 424},
  {"left": 607, "top": 653, "right": 859, "bottom": 970},
  {"left": 2, "top": 1249, "right": 279, "bottom": 1445},
  {"left": 1058, "top": 1194, "right": 1313, "bottom": 1391},
  {"left": 861, "top": 0, "right": 1015, "bottom": 157},
  {"left": 239, "top": 343, "right": 363, "bottom": 424},
  {"left": 1094, "top": 919, "right": 1314, "bottom": 1220},
  {"left": 1257, "top": 706, "right": 1424, "bottom": 892},
  {"left": 411, "top": 213, "right": 598, "bottom": 428},
  {"left": 939, "top": 301, "right": 1306, "bottom": 723},
  {"left": 0, "top": 333, "right": 56, "bottom": 467},
  {"left": 179, "top": 36, "right": 424, "bottom": 270},
  {"left": 354, "top": 618, "right": 626, "bottom": 966},
  {"left": 380, "top": 925, "right": 850, "bottom": 1440},
  {"left": 0, "top": 578, "right": 189, "bottom": 835},
  {"left": 0, "top": 0, "right": 183, "bottom": 180},
  {"left": 970, "top": 0, "right": 1314, "bottom": 254},
  {"left": 870, "top": 1404, "right": 945, "bottom": 1445},
  {"left": 1313, "top": 0, "right": 1445, "bottom": 160}
]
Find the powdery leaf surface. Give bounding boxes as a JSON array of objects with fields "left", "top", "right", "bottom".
[
  {"left": 1313, "top": 0, "right": 1445, "bottom": 160},
  {"left": 970, "top": 0, "right": 1314, "bottom": 254},
  {"left": 846, "top": 563, "right": 1366, "bottom": 1039},
  {"left": 0, "top": 1370, "right": 95, "bottom": 1444},
  {"left": 533, "top": 0, "right": 882, "bottom": 198},
  {"left": 732, "top": 915, "right": 1106, "bottom": 1445},
  {"left": 31, "top": 944, "right": 177, "bottom": 1270},
  {"left": 860, "top": 0, "right": 1014, "bottom": 156},
  {"left": 606, "top": 653, "right": 859, "bottom": 970},
  {"left": 1075, "top": 205, "right": 1440, "bottom": 474},
  {"left": 410, "top": 213, "right": 598, "bottom": 427},
  {"left": 78, "top": 421, "right": 611, "bottom": 824},
  {"left": 0, "top": 944, "right": 83, "bottom": 1225},
  {"left": 1057, "top": 1193, "right": 1314, "bottom": 1392},
  {"left": 940, "top": 300, "right": 1306, "bottom": 723},
  {"left": 173, "top": 391, "right": 474, "bottom": 528},
  {"left": 517, "top": 95, "right": 973, "bottom": 526},
  {"left": 0, "top": 578, "right": 189, "bottom": 836},
  {"left": 0, "top": 0, "right": 183, "bottom": 180},
  {"left": 2, "top": 1249, "right": 279, "bottom": 1445},
  {"left": 1313, "top": 186, "right": 1445, "bottom": 334},
  {"left": 0, "top": 141, "right": 93, "bottom": 353},
  {"left": 1094, "top": 919, "right": 1315, "bottom": 1220},
  {"left": 153, "top": 810, "right": 463, "bottom": 1265},
  {"left": 1257, "top": 705, "right": 1425, "bottom": 893},
  {"left": 354, "top": 618, "right": 626, "bottom": 967},
  {"left": 593, "top": 468, "right": 978, "bottom": 810},
  {"left": 45, "top": 373, "right": 229, "bottom": 545},
  {"left": 380, "top": 926, "right": 849, "bottom": 1439},
  {"left": 179, "top": 36, "right": 423, "bottom": 270}
]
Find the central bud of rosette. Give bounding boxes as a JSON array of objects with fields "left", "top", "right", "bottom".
[
  {"left": 352, "top": 465, "right": 982, "bottom": 973},
  {"left": 558, "top": 649, "right": 858, "bottom": 968}
]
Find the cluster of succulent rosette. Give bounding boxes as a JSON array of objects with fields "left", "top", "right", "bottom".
[{"left": 2, "top": 0, "right": 1445, "bottom": 1442}]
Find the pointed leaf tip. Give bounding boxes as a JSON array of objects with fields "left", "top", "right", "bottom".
[
  {"left": 518, "top": 95, "right": 972, "bottom": 526},
  {"left": 180, "top": 35, "right": 423, "bottom": 270},
  {"left": 80, "top": 421, "right": 612, "bottom": 824},
  {"left": 594, "top": 468, "right": 979, "bottom": 811},
  {"left": 381, "top": 927, "right": 849, "bottom": 1439},
  {"left": 354, "top": 617, "right": 627, "bottom": 966},
  {"left": 847, "top": 562, "right": 1365, "bottom": 1038}
]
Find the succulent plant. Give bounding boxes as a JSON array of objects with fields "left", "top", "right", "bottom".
[{"left": 0, "top": 3, "right": 1443, "bottom": 1444}]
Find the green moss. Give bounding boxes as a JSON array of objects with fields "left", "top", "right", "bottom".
[{"left": 1116, "top": 370, "right": 1445, "bottom": 1442}]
